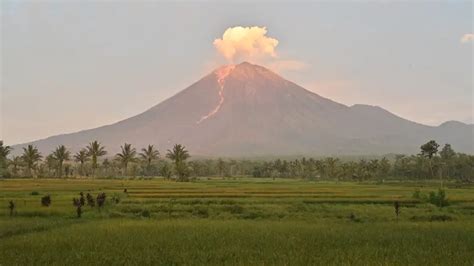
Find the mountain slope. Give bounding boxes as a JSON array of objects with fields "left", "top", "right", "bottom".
[{"left": 11, "top": 62, "right": 474, "bottom": 156}]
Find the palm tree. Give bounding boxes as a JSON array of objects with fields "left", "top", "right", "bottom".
[
  {"left": 21, "top": 145, "right": 42, "bottom": 178},
  {"left": 74, "top": 149, "right": 89, "bottom": 176},
  {"left": 9, "top": 156, "right": 22, "bottom": 177},
  {"left": 166, "top": 144, "right": 190, "bottom": 181},
  {"left": 45, "top": 154, "right": 57, "bottom": 176},
  {"left": 115, "top": 143, "right": 137, "bottom": 175},
  {"left": 0, "top": 140, "right": 12, "bottom": 160},
  {"left": 52, "top": 145, "right": 70, "bottom": 177},
  {"left": 86, "top": 141, "right": 107, "bottom": 175},
  {"left": 140, "top": 145, "right": 160, "bottom": 175},
  {"left": 0, "top": 141, "right": 12, "bottom": 177}
]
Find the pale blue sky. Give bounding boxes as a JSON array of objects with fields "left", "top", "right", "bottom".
[{"left": 1, "top": 1, "right": 472, "bottom": 145}]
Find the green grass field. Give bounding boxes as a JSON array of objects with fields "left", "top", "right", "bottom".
[{"left": 1, "top": 178, "right": 473, "bottom": 265}]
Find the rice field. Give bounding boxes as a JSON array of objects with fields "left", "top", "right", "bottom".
[{"left": 1, "top": 178, "right": 473, "bottom": 265}]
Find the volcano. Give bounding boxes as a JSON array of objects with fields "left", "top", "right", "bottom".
[{"left": 12, "top": 62, "right": 474, "bottom": 156}]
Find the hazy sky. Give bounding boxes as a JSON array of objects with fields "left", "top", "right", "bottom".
[{"left": 1, "top": 1, "right": 472, "bottom": 145}]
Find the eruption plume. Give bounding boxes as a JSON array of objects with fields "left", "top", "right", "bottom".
[{"left": 214, "top": 26, "right": 279, "bottom": 62}]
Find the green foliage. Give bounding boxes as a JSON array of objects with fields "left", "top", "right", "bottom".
[
  {"left": 115, "top": 143, "right": 137, "bottom": 175},
  {"left": 0, "top": 141, "right": 12, "bottom": 178},
  {"left": 87, "top": 141, "right": 107, "bottom": 175},
  {"left": 420, "top": 140, "right": 440, "bottom": 159},
  {"left": 140, "top": 209, "right": 151, "bottom": 218},
  {"left": 412, "top": 189, "right": 422, "bottom": 200},
  {"left": 428, "top": 189, "right": 449, "bottom": 208},
  {"left": 21, "top": 145, "right": 42, "bottom": 178},
  {"left": 140, "top": 145, "right": 160, "bottom": 176},
  {"left": 74, "top": 149, "right": 89, "bottom": 176},
  {"left": 166, "top": 144, "right": 190, "bottom": 181},
  {"left": 52, "top": 145, "right": 71, "bottom": 178}
]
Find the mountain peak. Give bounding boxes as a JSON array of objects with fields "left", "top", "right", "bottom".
[
  {"left": 214, "top": 61, "right": 280, "bottom": 83},
  {"left": 10, "top": 61, "right": 474, "bottom": 156}
]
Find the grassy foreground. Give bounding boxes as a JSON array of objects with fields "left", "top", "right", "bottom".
[{"left": 1, "top": 178, "right": 473, "bottom": 265}]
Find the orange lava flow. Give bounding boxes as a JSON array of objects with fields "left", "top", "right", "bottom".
[{"left": 197, "top": 65, "right": 235, "bottom": 124}]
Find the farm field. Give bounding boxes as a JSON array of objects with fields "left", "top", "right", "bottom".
[{"left": 1, "top": 178, "right": 474, "bottom": 265}]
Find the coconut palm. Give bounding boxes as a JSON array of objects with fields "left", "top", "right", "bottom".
[
  {"left": 86, "top": 141, "right": 107, "bottom": 175},
  {"left": 115, "top": 143, "right": 137, "bottom": 175},
  {"left": 74, "top": 149, "right": 89, "bottom": 176},
  {"left": 140, "top": 145, "right": 159, "bottom": 175},
  {"left": 21, "top": 145, "right": 42, "bottom": 177},
  {"left": 9, "top": 156, "right": 22, "bottom": 177},
  {"left": 45, "top": 154, "right": 57, "bottom": 176},
  {"left": 0, "top": 141, "right": 12, "bottom": 160},
  {"left": 52, "top": 145, "right": 70, "bottom": 177},
  {"left": 166, "top": 144, "right": 190, "bottom": 181},
  {"left": 0, "top": 141, "right": 12, "bottom": 177}
]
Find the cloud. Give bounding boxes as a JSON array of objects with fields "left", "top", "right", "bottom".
[
  {"left": 460, "top": 33, "right": 474, "bottom": 44},
  {"left": 214, "top": 26, "right": 279, "bottom": 62}
]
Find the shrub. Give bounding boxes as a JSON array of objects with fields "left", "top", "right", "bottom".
[
  {"left": 79, "top": 192, "right": 85, "bottom": 206},
  {"left": 412, "top": 189, "right": 422, "bottom": 199},
  {"left": 348, "top": 213, "right": 362, "bottom": 223},
  {"left": 141, "top": 210, "right": 151, "bottom": 218},
  {"left": 192, "top": 207, "right": 209, "bottom": 218},
  {"left": 428, "top": 189, "right": 449, "bottom": 207},
  {"left": 8, "top": 200, "right": 15, "bottom": 216},
  {"left": 394, "top": 201, "right": 400, "bottom": 220},
  {"left": 41, "top": 195, "right": 51, "bottom": 207},
  {"left": 225, "top": 204, "right": 244, "bottom": 214},
  {"left": 410, "top": 215, "right": 454, "bottom": 222},
  {"left": 30, "top": 191, "right": 40, "bottom": 196},
  {"left": 72, "top": 198, "right": 82, "bottom": 218},
  {"left": 86, "top": 193, "right": 95, "bottom": 207},
  {"left": 97, "top": 192, "right": 106, "bottom": 208}
]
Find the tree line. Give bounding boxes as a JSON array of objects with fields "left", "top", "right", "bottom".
[
  {"left": 0, "top": 140, "right": 472, "bottom": 182},
  {"left": 0, "top": 141, "right": 190, "bottom": 181}
]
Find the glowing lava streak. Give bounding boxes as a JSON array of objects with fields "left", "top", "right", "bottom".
[{"left": 197, "top": 65, "right": 235, "bottom": 124}]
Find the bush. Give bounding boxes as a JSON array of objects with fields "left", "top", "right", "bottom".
[
  {"left": 86, "top": 193, "right": 95, "bottom": 207},
  {"left": 410, "top": 215, "right": 454, "bottom": 222},
  {"left": 225, "top": 204, "right": 244, "bottom": 214},
  {"left": 31, "top": 191, "right": 40, "bottom": 195},
  {"left": 412, "top": 189, "right": 422, "bottom": 199},
  {"left": 97, "top": 192, "right": 106, "bottom": 208},
  {"left": 41, "top": 195, "right": 51, "bottom": 207},
  {"left": 428, "top": 189, "right": 449, "bottom": 207},
  {"left": 141, "top": 210, "right": 151, "bottom": 218},
  {"left": 192, "top": 207, "right": 209, "bottom": 218},
  {"left": 348, "top": 213, "right": 363, "bottom": 223}
]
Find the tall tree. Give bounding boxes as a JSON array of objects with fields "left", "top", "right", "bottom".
[
  {"left": 86, "top": 141, "right": 107, "bottom": 175},
  {"left": 217, "top": 158, "right": 225, "bottom": 177},
  {"left": 324, "top": 157, "right": 339, "bottom": 180},
  {"left": 52, "top": 145, "right": 70, "bottom": 177},
  {"left": 378, "top": 157, "right": 391, "bottom": 180},
  {"left": 74, "top": 149, "right": 89, "bottom": 176},
  {"left": 45, "top": 154, "right": 57, "bottom": 176},
  {"left": 9, "top": 156, "right": 22, "bottom": 177},
  {"left": 0, "top": 141, "right": 12, "bottom": 161},
  {"left": 139, "top": 145, "right": 159, "bottom": 175},
  {"left": 21, "top": 145, "right": 42, "bottom": 178},
  {"left": 420, "top": 140, "right": 439, "bottom": 180},
  {"left": 116, "top": 143, "right": 137, "bottom": 175},
  {"left": 0, "top": 141, "right": 12, "bottom": 177},
  {"left": 166, "top": 144, "right": 190, "bottom": 181},
  {"left": 439, "top": 144, "right": 455, "bottom": 160}
]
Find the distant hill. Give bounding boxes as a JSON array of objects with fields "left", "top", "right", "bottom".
[{"left": 11, "top": 62, "right": 474, "bottom": 156}]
